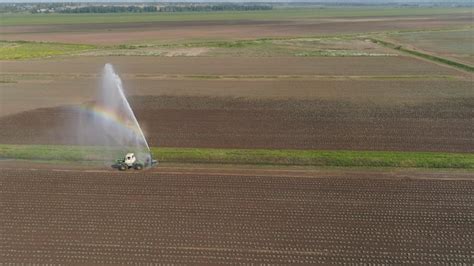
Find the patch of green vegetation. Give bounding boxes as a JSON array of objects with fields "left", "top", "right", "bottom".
[
  {"left": 0, "top": 74, "right": 18, "bottom": 83},
  {"left": 152, "top": 148, "right": 474, "bottom": 168},
  {"left": 117, "top": 44, "right": 140, "bottom": 49},
  {"left": 64, "top": 38, "right": 287, "bottom": 57},
  {"left": 181, "top": 39, "right": 265, "bottom": 48},
  {"left": 0, "top": 145, "right": 103, "bottom": 161},
  {"left": 1, "top": 144, "right": 473, "bottom": 169},
  {"left": 188, "top": 75, "right": 223, "bottom": 79},
  {"left": 0, "top": 41, "right": 96, "bottom": 60},
  {"left": 120, "top": 36, "right": 396, "bottom": 58},
  {"left": 1, "top": 8, "right": 470, "bottom": 26},
  {"left": 0, "top": 35, "right": 396, "bottom": 59}
]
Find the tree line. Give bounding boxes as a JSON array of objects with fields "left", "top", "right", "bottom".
[
  {"left": 57, "top": 4, "right": 272, "bottom": 14},
  {"left": 58, "top": 5, "right": 157, "bottom": 14}
]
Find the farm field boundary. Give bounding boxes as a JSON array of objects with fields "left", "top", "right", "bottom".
[
  {"left": 371, "top": 38, "right": 474, "bottom": 72},
  {"left": 1, "top": 144, "right": 473, "bottom": 169}
]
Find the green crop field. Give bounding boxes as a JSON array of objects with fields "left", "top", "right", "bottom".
[
  {"left": 0, "top": 41, "right": 96, "bottom": 60},
  {"left": 1, "top": 7, "right": 471, "bottom": 26},
  {"left": 1, "top": 144, "right": 473, "bottom": 169}
]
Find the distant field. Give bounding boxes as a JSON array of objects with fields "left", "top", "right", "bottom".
[
  {"left": 112, "top": 37, "right": 398, "bottom": 57},
  {"left": 1, "top": 8, "right": 471, "bottom": 45},
  {"left": 0, "top": 37, "right": 398, "bottom": 59},
  {"left": 1, "top": 8, "right": 471, "bottom": 26},
  {"left": 389, "top": 29, "right": 474, "bottom": 65}
]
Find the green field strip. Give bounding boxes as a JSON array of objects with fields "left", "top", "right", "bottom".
[
  {"left": 370, "top": 38, "right": 474, "bottom": 72},
  {"left": 1, "top": 144, "right": 473, "bottom": 169},
  {"left": 0, "top": 40, "right": 97, "bottom": 60},
  {"left": 1, "top": 8, "right": 471, "bottom": 26},
  {"left": 1, "top": 32, "right": 468, "bottom": 61}
]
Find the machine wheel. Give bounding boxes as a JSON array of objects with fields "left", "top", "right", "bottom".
[
  {"left": 134, "top": 163, "right": 143, "bottom": 170},
  {"left": 118, "top": 164, "right": 127, "bottom": 171}
]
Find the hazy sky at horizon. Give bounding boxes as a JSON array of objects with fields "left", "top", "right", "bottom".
[{"left": 1, "top": 0, "right": 470, "bottom": 3}]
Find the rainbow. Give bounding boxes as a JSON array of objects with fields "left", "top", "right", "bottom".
[{"left": 74, "top": 103, "right": 145, "bottom": 138}]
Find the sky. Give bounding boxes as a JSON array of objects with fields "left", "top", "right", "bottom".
[{"left": 1, "top": 0, "right": 472, "bottom": 3}]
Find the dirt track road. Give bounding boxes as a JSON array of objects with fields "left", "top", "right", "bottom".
[{"left": 1, "top": 164, "right": 472, "bottom": 264}]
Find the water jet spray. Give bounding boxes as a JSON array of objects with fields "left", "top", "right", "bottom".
[{"left": 75, "top": 63, "right": 157, "bottom": 170}]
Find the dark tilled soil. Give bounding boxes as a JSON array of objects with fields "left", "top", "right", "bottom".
[
  {"left": 0, "top": 96, "right": 472, "bottom": 152},
  {"left": 0, "top": 168, "right": 472, "bottom": 264}
]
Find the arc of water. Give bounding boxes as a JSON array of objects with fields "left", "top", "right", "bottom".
[
  {"left": 98, "top": 63, "right": 152, "bottom": 164},
  {"left": 107, "top": 64, "right": 151, "bottom": 153}
]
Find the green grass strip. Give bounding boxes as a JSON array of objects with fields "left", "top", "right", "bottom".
[
  {"left": 371, "top": 38, "right": 474, "bottom": 72},
  {"left": 0, "top": 144, "right": 473, "bottom": 169},
  {"left": 0, "top": 145, "right": 107, "bottom": 161},
  {"left": 0, "top": 40, "right": 96, "bottom": 60}
]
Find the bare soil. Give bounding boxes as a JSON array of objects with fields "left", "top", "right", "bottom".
[
  {"left": 1, "top": 15, "right": 471, "bottom": 44},
  {"left": 0, "top": 96, "right": 472, "bottom": 152},
  {"left": 0, "top": 165, "right": 472, "bottom": 264},
  {"left": 1, "top": 56, "right": 463, "bottom": 76},
  {"left": 386, "top": 29, "right": 474, "bottom": 67},
  {"left": 1, "top": 56, "right": 471, "bottom": 152},
  {"left": 3, "top": 77, "right": 472, "bottom": 117},
  {"left": 3, "top": 55, "right": 466, "bottom": 116}
]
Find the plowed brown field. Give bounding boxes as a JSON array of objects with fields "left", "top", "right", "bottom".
[
  {"left": 1, "top": 166, "right": 472, "bottom": 264},
  {"left": 1, "top": 55, "right": 472, "bottom": 152},
  {"left": 1, "top": 56, "right": 463, "bottom": 76},
  {"left": 2, "top": 74, "right": 472, "bottom": 117},
  {"left": 1, "top": 96, "right": 472, "bottom": 152},
  {"left": 2, "top": 7, "right": 473, "bottom": 265},
  {"left": 1, "top": 15, "right": 471, "bottom": 44}
]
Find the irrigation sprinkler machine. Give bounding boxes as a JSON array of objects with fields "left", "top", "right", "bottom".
[
  {"left": 112, "top": 153, "right": 158, "bottom": 171},
  {"left": 90, "top": 63, "right": 158, "bottom": 172}
]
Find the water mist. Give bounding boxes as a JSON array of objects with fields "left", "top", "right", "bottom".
[{"left": 75, "top": 64, "right": 152, "bottom": 166}]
